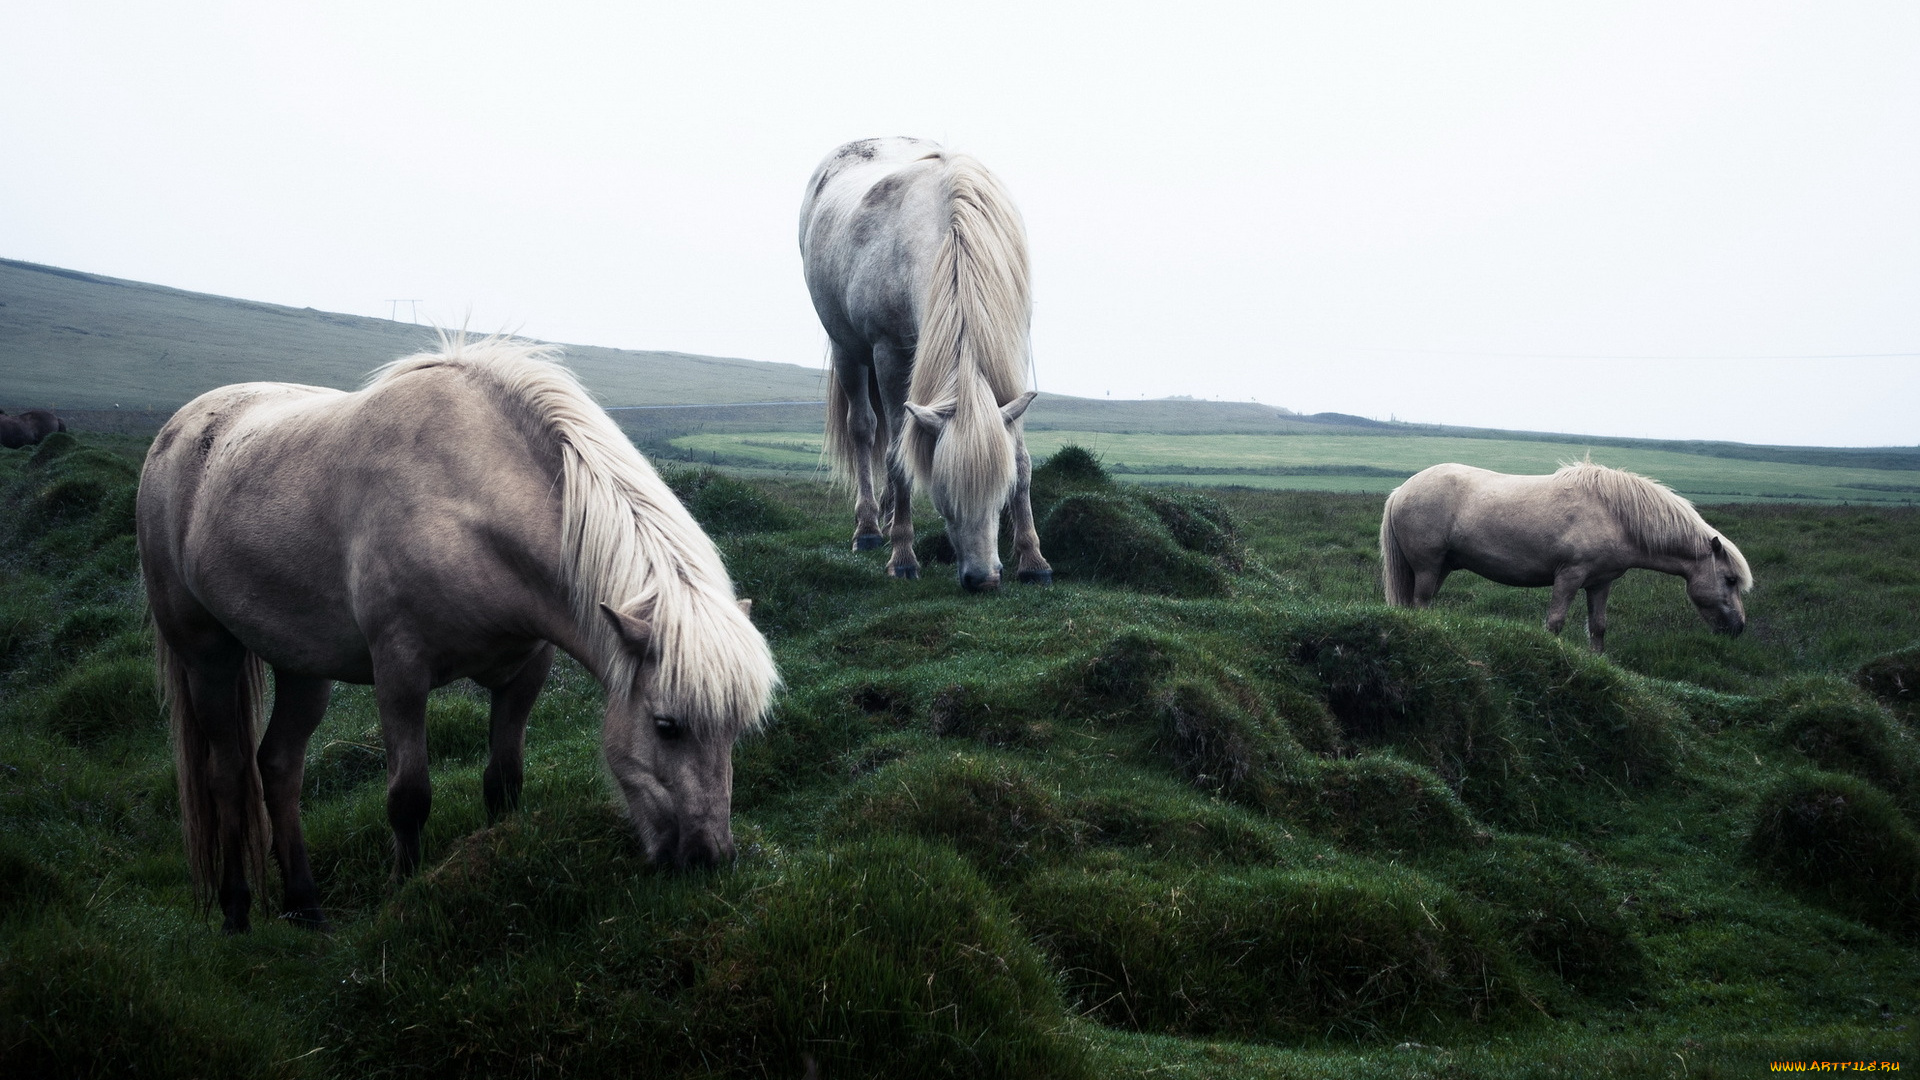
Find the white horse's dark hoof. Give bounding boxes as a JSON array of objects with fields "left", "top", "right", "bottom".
[
  {"left": 853, "top": 534, "right": 886, "bottom": 551},
  {"left": 888, "top": 564, "right": 920, "bottom": 580},
  {"left": 1017, "top": 569, "right": 1053, "bottom": 586}
]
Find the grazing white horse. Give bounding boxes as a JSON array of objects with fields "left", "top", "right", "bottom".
[
  {"left": 138, "top": 338, "right": 778, "bottom": 932},
  {"left": 1380, "top": 461, "right": 1752, "bottom": 653},
  {"left": 799, "top": 137, "right": 1050, "bottom": 592}
]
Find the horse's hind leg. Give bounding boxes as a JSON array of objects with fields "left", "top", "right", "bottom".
[
  {"left": 1411, "top": 568, "right": 1447, "bottom": 607},
  {"left": 373, "top": 656, "right": 433, "bottom": 880},
  {"left": 835, "top": 345, "right": 885, "bottom": 551},
  {"left": 483, "top": 644, "right": 553, "bottom": 823},
  {"left": 1008, "top": 436, "right": 1052, "bottom": 585},
  {"left": 257, "top": 672, "right": 333, "bottom": 928}
]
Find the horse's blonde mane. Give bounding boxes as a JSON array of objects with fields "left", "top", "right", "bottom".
[
  {"left": 1557, "top": 460, "right": 1753, "bottom": 590},
  {"left": 368, "top": 335, "right": 778, "bottom": 733},
  {"left": 895, "top": 152, "right": 1032, "bottom": 512}
]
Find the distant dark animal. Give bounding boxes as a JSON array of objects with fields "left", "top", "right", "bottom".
[
  {"left": 0, "top": 408, "right": 66, "bottom": 448},
  {"left": 800, "top": 137, "right": 1050, "bottom": 591},
  {"left": 1380, "top": 461, "right": 1751, "bottom": 653},
  {"left": 137, "top": 338, "right": 778, "bottom": 932}
]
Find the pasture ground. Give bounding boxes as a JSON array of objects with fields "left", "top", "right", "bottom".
[
  {"left": 3, "top": 433, "right": 1918, "bottom": 1078},
  {"left": 670, "top": 429, "right": 1920, "bottom": 506}
]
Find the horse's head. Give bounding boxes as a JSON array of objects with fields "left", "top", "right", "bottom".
[
  {"left": 905, "top": 390, "right": 1037, "bottom": 592},
  {"left": 597, "top": 595, "right": 771, "bottom": 869},
  {"left": 1686, "top": 535, "right": 1749, "bottom": 636}
]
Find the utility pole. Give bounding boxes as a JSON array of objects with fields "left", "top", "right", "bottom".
[{"left": 386, "top": 299, "right": 423, "bottom": 323}]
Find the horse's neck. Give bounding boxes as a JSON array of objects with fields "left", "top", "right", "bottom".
[{"left": 1627, "top": 543, "right": 1705, "bottom": 579}]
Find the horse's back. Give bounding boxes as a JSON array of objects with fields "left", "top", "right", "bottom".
[
  {"left": 141, "top": 367, "right": 569, "bottom": 679},
  {"left": 799, "top": 138, "right": 956, "bottom": 348},
  {"left": 1388, "top": 463, "right": 1624, "bottom": 586}
]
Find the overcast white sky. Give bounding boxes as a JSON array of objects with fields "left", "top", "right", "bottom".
[{"left": 5, "top": 2, "right": 1917, "bottom": 445}]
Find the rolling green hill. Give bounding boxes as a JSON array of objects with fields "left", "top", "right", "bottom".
[{"left": 0, "top": 257, "right": 828, "bottom": 409}]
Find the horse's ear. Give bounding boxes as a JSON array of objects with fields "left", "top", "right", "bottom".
[
  {"left": 737, "top": 598, "right": 753, "bottom": 617},
  {"left": 1000, "top": 391, "right": 1038, "bottom": 424},
  {"left": 599, "top": 601, "right": 652, "bottom": 651},
  {"left": 905, "top": 401, "right": 950, "bottom": 433},
  {"left": 1709, "top": 535, "right": 1724, "bottom": 556}
]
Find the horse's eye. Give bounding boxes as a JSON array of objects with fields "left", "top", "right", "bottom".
[{"left": 655, "top": 717, "right": 685, "bottom": 741}]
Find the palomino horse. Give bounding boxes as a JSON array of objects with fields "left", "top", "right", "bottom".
[
  {"left": 1380, "top": 461, "right": 1751, "bottom": 653},
  {"left": 138, "top": 339, "right": 778, "bottom": 932},
  {"left": 800, "top": 137, "right": 1050, "bottom": 591},
  {"left": 0, "top": 408, "right": 66, "bottom": 448}
]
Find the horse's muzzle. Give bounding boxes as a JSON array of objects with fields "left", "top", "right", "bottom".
[
  {"left": 662, "top": 828, "right": 735, "bottom": 870},
  {"left": 960, "top": 569, "right": 1001, "bottom": 592}
]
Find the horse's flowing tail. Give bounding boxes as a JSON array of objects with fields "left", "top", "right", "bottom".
[
  {"left": 896, "top": 154, "right": 1032, "bottom": 505},
  {"left": 1379, "top": 493, "right": 1415, "bottom": 606},
  {"left": 157, "top": 630, "right": 270, "bottom": 913}
]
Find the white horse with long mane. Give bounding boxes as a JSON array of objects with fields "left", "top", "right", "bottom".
[
  {"left": 800, "top": 137, "right": 1050, "bottom": 591},
  {"left": 1380, "top": 460, "right": 1752, "bottom": 653},
  {"left": 138, "top": 338, "right": 778, "bottom": 932}
]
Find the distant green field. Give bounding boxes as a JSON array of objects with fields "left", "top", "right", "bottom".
[{"left": 669, "top": 430, "right": 1920, "bottom": 505}]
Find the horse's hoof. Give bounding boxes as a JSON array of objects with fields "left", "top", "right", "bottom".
[
  {"left": 888, "top": 564, "right": 921, "bottom": 580},
  {"left": 281, "top": 909, "right": 332, "bottom": 932},
  {"left": 1017, "top": 569, "right": 1053, "bottom": 586},
  {"left": 853, "top": 534, "right": 886, "bottom": 551}
]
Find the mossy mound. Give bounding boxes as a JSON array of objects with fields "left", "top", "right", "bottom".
[
  {"left": 26, "top": 654, "right": 163, "bottom": 743},
  {"left": 1017, "top": 864, "right": 1521, "bottom": 1040},
  {"left": 1767, "top": 683, "right": 1920, "bottom": 806},
  {"left": 1028, "top": 443, "right": 1112, "bottom": 504},
  {"left": 661, "top": 466, "right": 799, "bottom": 535},
  {"left": 719, "top": 535, "right": 884, "bottom": 636},
  {"left": 341, "top": 828, "right": 1089, "bottom": 1079},
  {"left": 49, "top": 603, "right": 139, "bottom": 659},
  {"left": 0, "top": 838, "right": 67, "bottom": 915},
  {"left": 1028, "top": 447, "right": 1244, "bottom": 596},
  {"left": 1139, "top": 489, "right": 1246, "bottom": 569},
  {"left": 1273, "top": 610, "right": 1683, "bottom": 826},
  {"left": 1857, "top": 643, "right": 1920, "bottom": 724},
  {"left": 1746, "top": 772, "right": 1920, "bottom": 933},
  {"left": 1436, "top": 835, "right": 1647, "bottom": 999},
  {"left": 1040, "top": 491, "right": 1231, "bottom": 597},
  {"left": 828, "top": 751, "right": 1087, "bottom": 876},
  {"left": 0, "top": 926, "right": 289, "bottom": 1079},
  {"left": 1152, "top": 677, "right": 1305, "bottom": 803},
  {"left": 721, "top": 838, "right": 1088, "bottom": 1078},
  {"left": 1286, "top": 755, "right": 1488, "bottom": 852}
]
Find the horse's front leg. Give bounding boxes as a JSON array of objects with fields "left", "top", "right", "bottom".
[
  {"left": 882, "top": 454, "right": 920, "bottom": 579},
  {"left": 873, "top": 345, "right": 920, "bottom": 580},
  {"left": 373, "top": 654, "right": 433, "bottom": 881},
  {"left": 1584, "top": 579, "right": 1615, "bottom": 654},
  {"left": 1545, "top": 568, "right": 1585, "bottom": 636},
  {"left": 257, "top": 671, "right": 333, "bottom": 929},
  {"left": 1007, "top": 436, "right": 1052, "bottom": 585},
  {"left": 483, "top": 644, "right": 553, "bottom": 823}
]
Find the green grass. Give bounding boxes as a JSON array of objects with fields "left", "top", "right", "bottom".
[
  {"left": 673, "top": 430, "right": 1920, "bottom": 505},
  {"left": 4, "top": 434, "right": 1919, "bottom": 1078}
]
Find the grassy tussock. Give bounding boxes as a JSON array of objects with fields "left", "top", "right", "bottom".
[
  {"left": 1017, "top": 864, "right": 1521, "bottom": 1041},
  {"left": 1746, "top": 772, "right": 1920, "bottom": 933}
]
